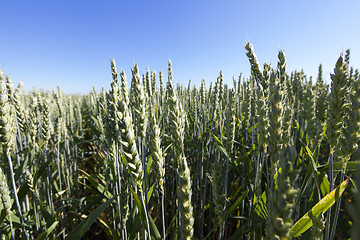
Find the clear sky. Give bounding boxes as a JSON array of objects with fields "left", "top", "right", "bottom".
[{"left": 1, "top": 0, "right": 359, "bottom": 94}]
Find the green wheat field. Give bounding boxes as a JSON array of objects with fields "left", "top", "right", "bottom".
[{"left": 0, "top": 42, "right": 359, "bottom": 239}]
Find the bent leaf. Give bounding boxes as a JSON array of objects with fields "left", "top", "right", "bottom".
[{"left": 290, "top": 179, "right": 348, "bottom": 237}]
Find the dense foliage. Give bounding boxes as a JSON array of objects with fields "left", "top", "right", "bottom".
[{"left": 0, "top": 43, "right": 359, "bottom": 239}]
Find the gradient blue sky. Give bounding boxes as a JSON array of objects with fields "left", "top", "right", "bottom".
[{"left": 1, "top": 0, "right": 359, "bottom": 93}]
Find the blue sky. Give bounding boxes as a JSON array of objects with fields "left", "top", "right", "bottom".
[{"left": 1, "top": 0, "right": 359, "bottom": 93}]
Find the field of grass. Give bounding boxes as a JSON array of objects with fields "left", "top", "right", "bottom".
[{"left": 0, "top": 42, "right": 359, "bottom": 239}]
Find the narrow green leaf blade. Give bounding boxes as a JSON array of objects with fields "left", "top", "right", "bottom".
[
  {"left": 224, "top": 189, "right": 249, "bottom": 220},
  {"left": 66, "top": 197, "right": 114, "bottom": 240},
  {"left": 128, "top": 186, "right": 146, "bottom": 227},
  {"left": 79, "top": 169, "right": 113, "bottom": 199},
  {"left": 205, "top": 188, "right": 249, "bottom": 239},
  {"left": 213, "top": 134, "right": 226, "bottom": 151},
  {"left": 149, "top": 214, "right": 162, "bottom": 240},
  {"left": 147, "top": 183, "right": 156, "bottom": 204},
  {"left": 290, "top": 179, "right": 348, "bottom": 237},
  {"left": 35, "top": 221, "right": 59, "bottom": 240}
]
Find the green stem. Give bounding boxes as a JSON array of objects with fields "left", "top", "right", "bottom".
[
  {"left": 161, "top": 190, "right": 166, "bottom": 240},
  {"left": 325, "top": 151, "right": 335, "bottom": 240},
  {"left": 330, "top": 166, "right": 346, "bottom": 240},
  {"left": 140, "top": 191, "right": 151, "bottom": 240},
  {"left": 7, "top": 154, "right": 28, "bottom": 240},
  {"left": 9, "top": 220, "right": 15, "bottom": 240}
]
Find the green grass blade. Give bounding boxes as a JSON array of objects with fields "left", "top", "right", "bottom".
[
  {"left": 128, "top": 186, "right": 146, "bottom": 226},
  {"left": 129, "top": 186, "right": 160, "bottom": 238},
  {"left": 147, "top": 183, "right": 156, "bottom": 204},
  {"left": 35, "top": 221, "right": 59, "bottom": 240},
  {"left": 79, "top": 169, "right": 113, "bottom": 199},
  {"left": 205, "top": 188, "right": 249, "bottom": 239},
  {"left": 295, "top": 165, "right": 312, "bottom": 207},
  {"left": 127, "top": 205, "right": 142, "bottom": 239},
  {"left": 149, "top": 214, "right": 161, "bottom": 240},
  {"left": 318, "top": 161, "right": 360, "bottom": 172},
  {"left": 290, "top": 179, "right": 348, "bottom": 237},
  {"left": 254, "top": 190, "right": 268, "bottom": 219},
  {"left": 66, "top": 197, "right": 114, "bottom": 240},
  {"left": 224, "top": 188, "right": 249, "bottom": 220}
]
